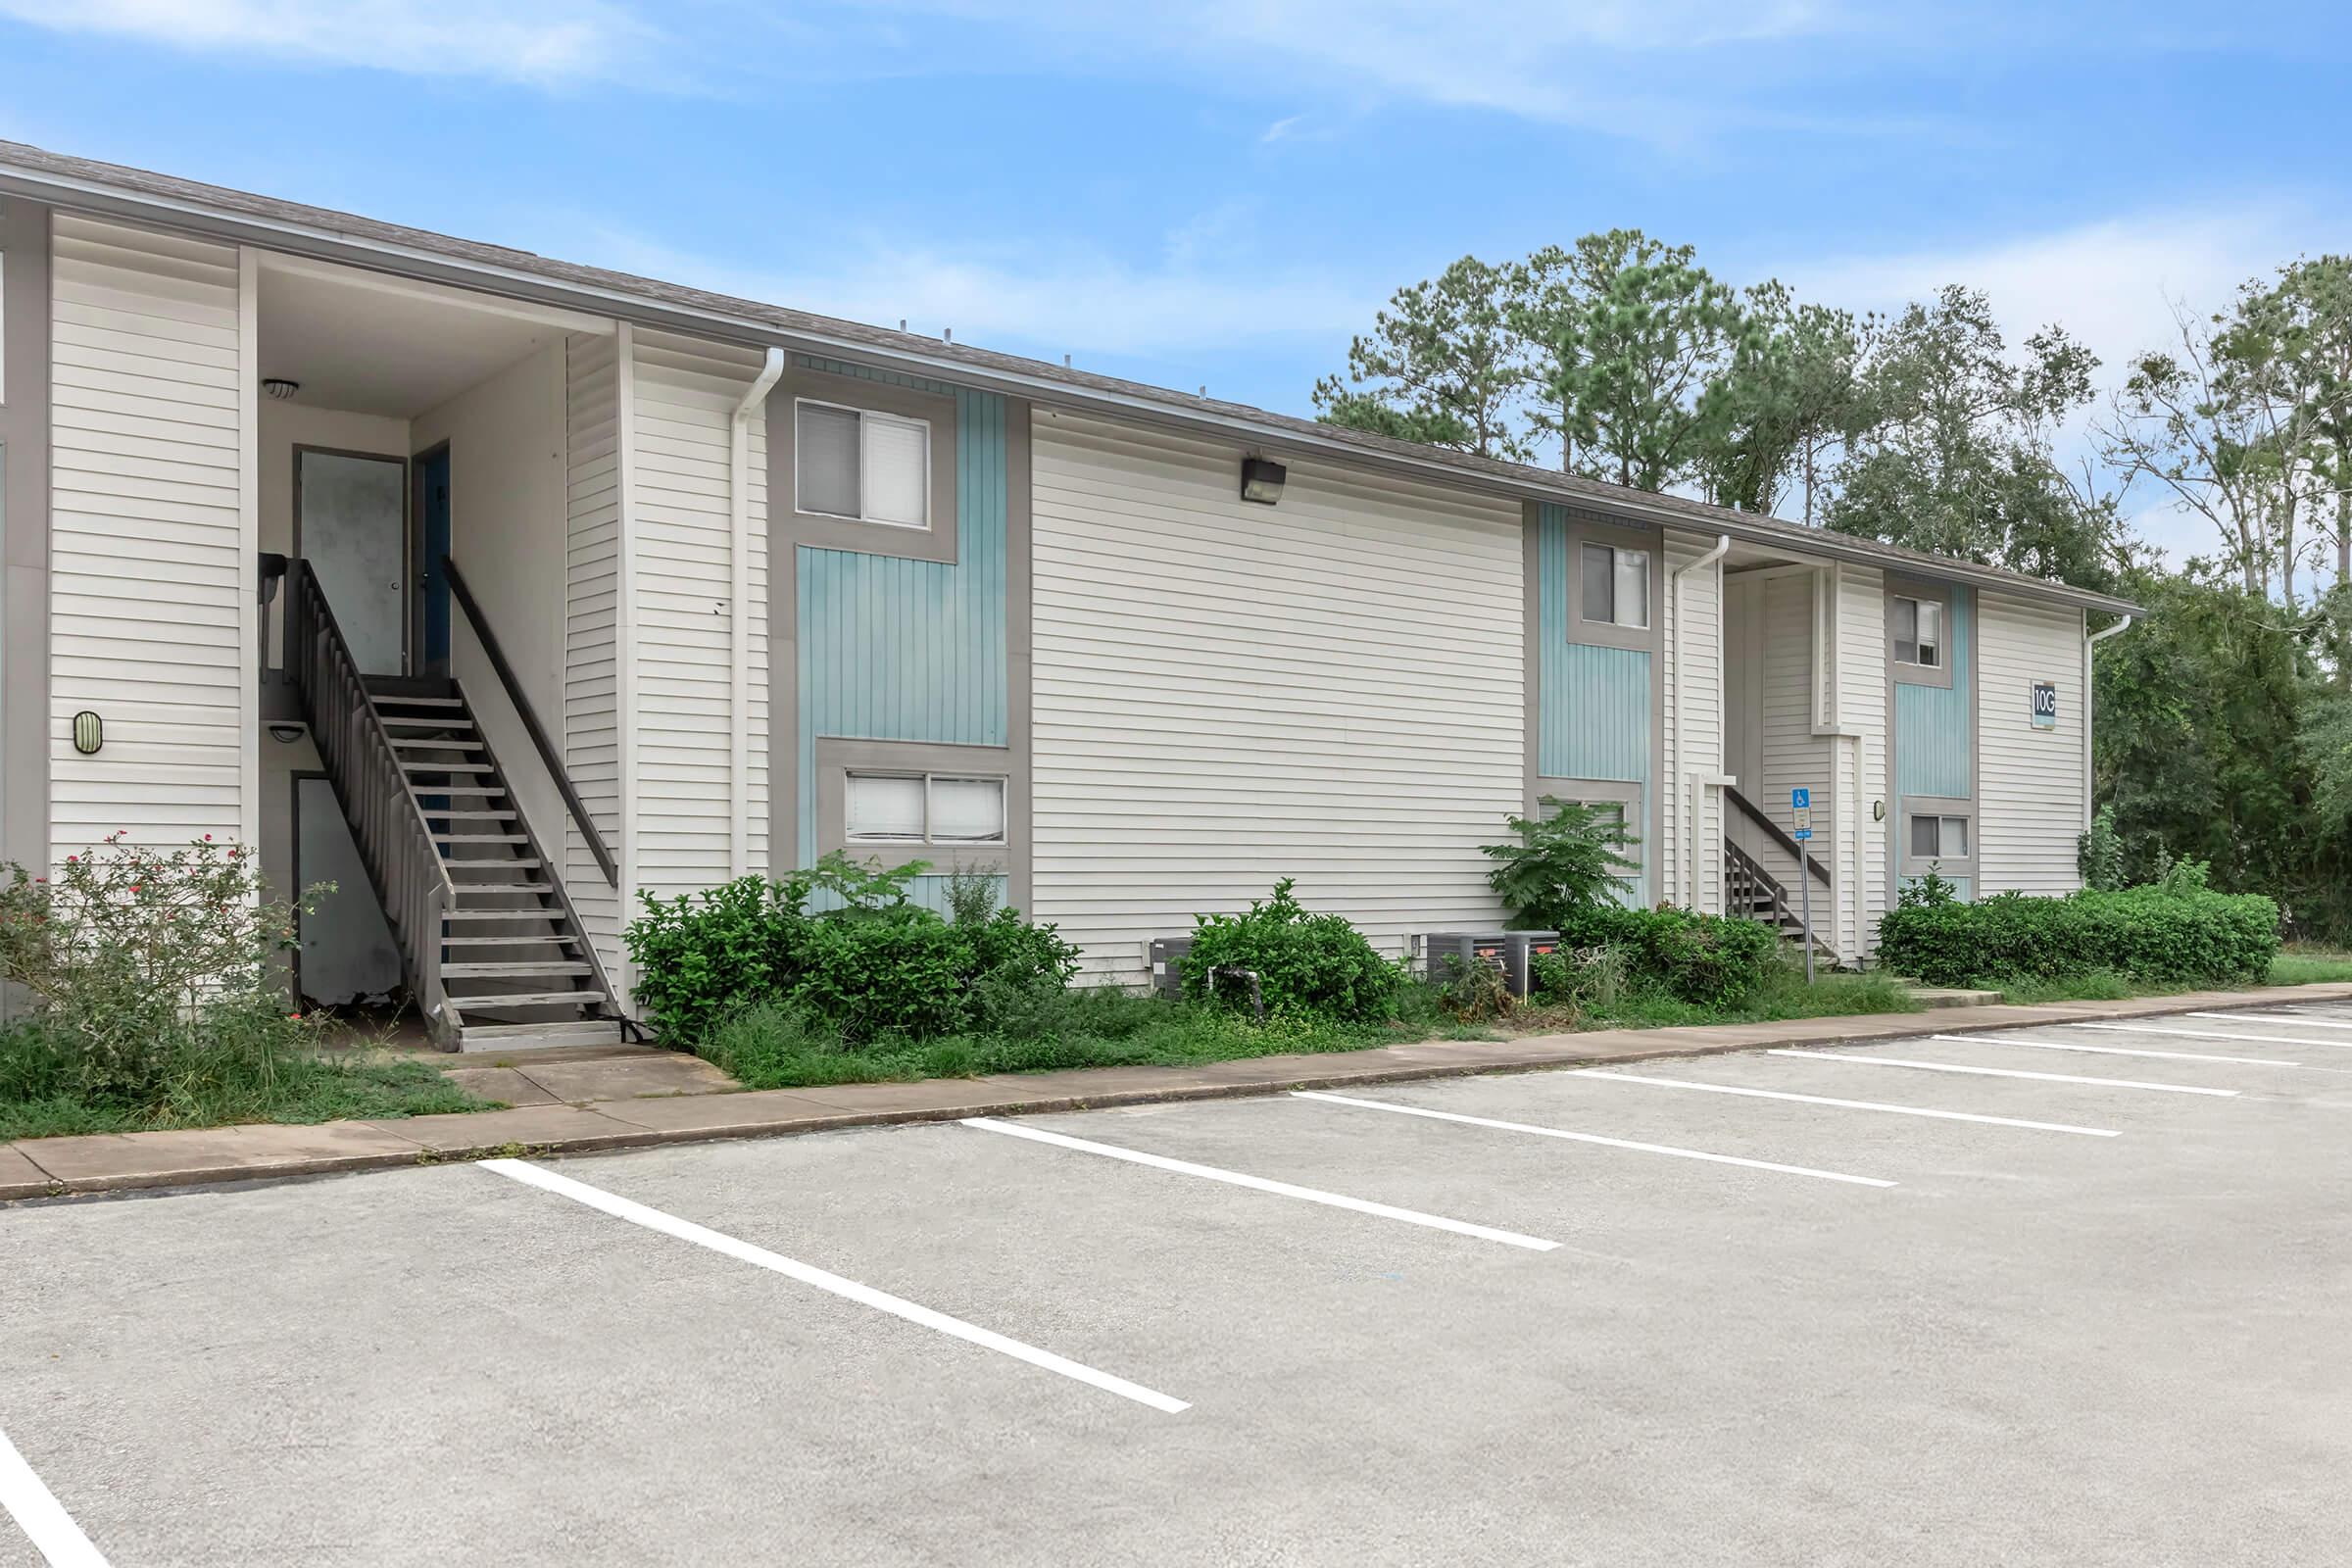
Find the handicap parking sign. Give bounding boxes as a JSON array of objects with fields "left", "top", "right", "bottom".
[{"left": 1790, "top": 787, "right": 1812, "bottom": 841}]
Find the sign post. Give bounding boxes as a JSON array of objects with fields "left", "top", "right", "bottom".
[{"left": 1790, "top": 788, "right": 1815, "bottom": 985}]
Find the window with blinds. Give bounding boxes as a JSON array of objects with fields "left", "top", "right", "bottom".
[
  {"left": 845, "top": 772, "right": 1006, "bottom": 846},
  {"left": 796, "top": 398, "right": 930, "bottom": 528}
]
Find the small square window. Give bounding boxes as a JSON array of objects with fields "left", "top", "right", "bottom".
[
  {"left": 1894, "top": 595, "right": 1941, "bottom": 668},
  {"left": 1580, "top": 542, "right": 1649, "bottom": 630},
  {"left": 797, "top": 399, "right": 929, "bottom": 529},
  {"left": 1909, "top": 813, "right": 1970, "bottom": 859},
  {"left": 846, "top": 774, "right": 925, "bottom": 841},
  {"left": 927, "top": 777, "right": 1006, "bottom": 844}
]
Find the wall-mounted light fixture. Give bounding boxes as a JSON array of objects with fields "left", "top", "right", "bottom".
[
  {"left": 72, "top": 710, "right": 103, "bottom": 755},
  {"left": 269, "top": 724, "right": 306, "bottom": 745},
  {"left": 261, "top": 377, "right": 301, "bottom": 401},
  {"left": 1872, "top": 799, "right": 1886, "bottom": 821},
  {"left": 1240, "top": 456, "right": 1287, "bottom": 506}
]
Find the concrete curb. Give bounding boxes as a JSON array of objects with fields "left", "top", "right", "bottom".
[{"left": 7, "top": 982, "right": 2349, "bottom": 1202}]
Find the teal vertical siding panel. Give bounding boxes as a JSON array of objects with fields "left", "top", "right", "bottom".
[
  {"left": 1893, "top": 586, "right": 1974, "bottom": 801},
  {"left": 1535, "top": 504, "right": 1653, "bottom": 904},
  {"left": 797, "top": 373, "right": 1010, "bottom": 864}
]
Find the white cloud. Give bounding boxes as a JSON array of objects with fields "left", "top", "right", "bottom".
[
  {"left": 0, "top": 0, "right": 659, "bottom": 85},
  {"left": 1786, "top": 203, "right": 2352, "bottom": 563},
  {"left": 1786, "top": 207, "right": 2321, "bottom": 390}
]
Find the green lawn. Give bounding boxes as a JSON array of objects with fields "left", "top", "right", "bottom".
[
  {"left": 698, "top": 967, "right": 1924, "bottom": 1092},
  {"left": 1967, "top": 947, "right": 2352, "bottom": 1006},
  {"left": 0, "top": 1027, "right": 490, "bottom": 1144}
]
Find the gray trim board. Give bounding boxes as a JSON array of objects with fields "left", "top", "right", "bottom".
[
  {"left": 768, "top": 367, "right": 960, "bottom": 564},
  {"left": 0, "top": 140, "right": 2138, "bottom": 618},
  {"left": 1, "top": 194, "right": 50, "bottom": 900},
  {"left": 1563, "top": 514, "right": 1665, "bottom": 654},
  {"left": 1896, "top": 793, "right": 1977, "bottom": 879},
  {"left": 814, "top": 738, "right": 1026, "bottom": 879},
  {"left": 1886, "top": 573, "right": 1955, "bottom": 690}
]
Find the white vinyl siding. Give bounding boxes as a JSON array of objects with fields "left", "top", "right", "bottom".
[
  {"left": 1725, "top": 570, "right": 1827, "bottom": 903},
  {"left": 1030, "top": 411, "right": 1524, "bottom": 986},
  {"left": 1661, "top": 532, "right": 1722, "bottom": 913},
  {"left": 47, "top": 215, "right": 252, "bottom": 861},
  {"left": 564, "top": 331, "right": 624, "bottom": 979},
  {"left": 629, "top": 329, "right": 770, "bottom": 900},
  {"left": 1837, "top": 564, "right": 1887, "bottom": 962},
  {"left": 1977, "top": 591, "right": 2086, "bottom": 896}
]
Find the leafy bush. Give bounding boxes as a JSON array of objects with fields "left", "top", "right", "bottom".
[
  {"left": 1548, "top": 904, "right": 1782, "bottom": 1007},
  {"left": 1483, "top": 799, "right": 1642, "bottom": 927},
  {"left": 1182, "top": 878, "right": 1403, "bottom": 1023},
  {"left": 1876, "top": 867, "right": 2280, "bottom": 988},
  {"left": 2077, "top": 806, "right": 2126, "bottom": 893},
  {"left": 1436, "top": 953, "right": 1514, "bottom": 1022},
  {"left": 0, "top": 833, "right": 325, "bottom": 1103},
  {"left": 1529, "top": 943, "right": 1630, "bottom": 1009},
  {"left": 624, "top": 853, "right": 1079, "bottom": 1046}
]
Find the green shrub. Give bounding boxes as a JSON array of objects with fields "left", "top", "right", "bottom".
[
  {"left": 625, "top": 872, "right": 816, "bottom": 1048},
  {"left": 1436, "top": 953, "right": 1514, "bottom": 1022},
  {"left": 1550, "top": 904, "right": 1782, "bottom": 1007},
  {"left": 1530, "top": 944, "right": 1631, "bottom": 1009},
  {"left": 624, "top": 853, "right": 1079, "bottom": 1046},
  {"left": 2077, "top": 806, "right": 2126, "bottom": 893},
  {"left": 0, "top": 833, "right": 326, "bottom": 1104},
  {"left": 1182, "top": 878, "right": 1403, "bottom": 1023},
  {"left": 1483, "top": 799, "right": 1642, "bottom": 928},
  {"left": 1876, "top": 867, "right": 2280, "bottom": 988}
]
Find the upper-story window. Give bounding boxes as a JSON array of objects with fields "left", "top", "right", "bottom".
[
  {"left": 796, "top": 398, "right": 930, "bottom": 530},
  {"left": 1580, "top": 542, "right": 1650, "bottom": 630},
  {"left": 1892, "top": 594, "right": 1942, "bottom": 668}
]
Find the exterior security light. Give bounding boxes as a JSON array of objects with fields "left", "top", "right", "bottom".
[
  {"left": 1240, "top": 456, "right": 1287, "bottom": 506},
  {"left": 262, "top": 377, "right": 301, "bottom": 401},
  {"left": 72, "top": 710, "right": 102, "bottom": 755}
]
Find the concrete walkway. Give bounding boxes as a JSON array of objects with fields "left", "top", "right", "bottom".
[{"left": 6, "top": 983, "right": 2348, "bottom": 1201}]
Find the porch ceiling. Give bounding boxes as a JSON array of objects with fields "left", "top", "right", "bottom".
[{"left": 257, "top": 255, "right": 607, "bottom": 418}]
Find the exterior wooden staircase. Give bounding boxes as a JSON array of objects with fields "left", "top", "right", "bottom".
[
  {"left": 1724, "top": 786, "right": 1840, "bottom": 966},
  {"left": 279, "top": 555, "right": 630, "bottom": 1052}
]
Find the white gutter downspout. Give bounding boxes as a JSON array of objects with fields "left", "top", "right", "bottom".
[
  {"left": 1672, "top": 534, "right": 1733, "bottom": 909},
  {"left": 2082, "top": 612, "right": 2133, "bottom": 828},
  {"left": 730, "top": 346, "right": 786, "bottom": 878}
]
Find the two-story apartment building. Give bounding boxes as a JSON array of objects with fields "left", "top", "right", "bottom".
[{"left": 0, "top": 143, "right": 2136, "bottom": 1049}]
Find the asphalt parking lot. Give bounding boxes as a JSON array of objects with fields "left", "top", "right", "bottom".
[{"left": 6, "top": 1005, "right": 2352, "bottom": 1566}]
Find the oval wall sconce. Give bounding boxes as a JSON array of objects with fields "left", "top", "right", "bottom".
[{"left": 72, "top": 710, "right": 103, "bottom": 755}]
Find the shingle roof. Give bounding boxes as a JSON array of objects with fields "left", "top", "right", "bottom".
[{"left": 0, "top": 138, "right": 2137, "bottom": 615}]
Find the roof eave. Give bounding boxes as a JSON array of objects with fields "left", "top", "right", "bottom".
[{"left": 0, "top": 146, "right": 2141, "bottom": 620}]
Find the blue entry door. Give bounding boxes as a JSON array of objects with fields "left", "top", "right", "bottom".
[{"left": 416, "top": 445, "right": 452, "bottom": 674}]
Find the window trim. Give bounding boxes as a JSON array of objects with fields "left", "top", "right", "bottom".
[
  {"left": 794, "top": 395, "right": 932, "bottom": 531},
  {"left": 817, "top": 739, "right": 1019, "bottom": 874},
  {"left": 1886, "top": 577, "right": 1955, "bottom": 689},
  {"left": 1897, "top": 794, "right": 1975, "bottom": 878},
  {"left": 771, "top": 367, "right": 961, "bottom": 565},
  {"left": 1564, "top": 516, "right": 1662, "bottom": 652}
]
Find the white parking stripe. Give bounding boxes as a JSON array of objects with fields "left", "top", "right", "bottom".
[
  {"left": 480, "top": 1158, "right": 1189, "bottom": 1414},
  {"left": 962, "top": 1116, "right": 1561, "bottom": 1250},
  {"left": 1930, "top": 1034, "right": 2298, "bottom": 1067},
  {"left": 1293, "top": 1090, "right": 1897, "bottom": 1187},
  {"left": 1767, "top": 1051, "right": 2241, "bottom": 1097},
  {"left": 2188, "top": 1011, "right": 2352, "bottom": 1030},
  {"left": 2065, "top": 1022, "right": 2352, "bottom": 1051},
  {"left": 1568, "top": 1069, "right": 2120, "bottom": 1136},
  {"left": 0, "top": 1422, "right": 107, "bottom": 1567}
]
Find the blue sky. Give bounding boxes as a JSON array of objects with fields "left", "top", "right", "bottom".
[{"left": 4, "top": 1, "right": 2349, "bottom": 557}]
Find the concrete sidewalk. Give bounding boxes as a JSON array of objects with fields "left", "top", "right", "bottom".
[{"left": 6, "top": 983, "right": 2348, "bottom": 1201}]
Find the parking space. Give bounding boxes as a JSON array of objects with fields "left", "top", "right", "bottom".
[{"left": 6, "top": 1007, "right": 2352, "bottom": 1565}]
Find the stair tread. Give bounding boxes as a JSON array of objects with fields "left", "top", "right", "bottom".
[
  {"left": 436, "top": 833, "right": 529, "bottom": 842},
  {"left": 445, "top": 910, "right": 565, "bottom": 921},
  {"left": 403, "top": 761, "right": 495, "bottom": 773},
  {"left": 452, "top": 1022, "right": 625, "bottom": 1052},
  {"left": 443, "top": 935, "right": 580, "bottom": 947},
  {"left": 453, "top": 992, "right": 602, "bottom": 1009},
  {"left": 372, "top": 695, "right": 466, "bottom": 708},
  {"left": 447, "top": 961, "right": 594, "bottom": 976},
  {"left": 447, "top": 858, "right": 544, "bottom": 870},
  {"left": 454, "top": 885, "right": 555, "bottom": 898}
]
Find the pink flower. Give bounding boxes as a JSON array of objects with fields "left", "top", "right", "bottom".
[
  {"left": 203, "top": 834, "right": 213, "bottom": 842},
  {"left": 129, "top": 884, "right": 142, "bottom": 894},
  {"left": 65, "top": 856, "right": 76, "bottom": 864}
]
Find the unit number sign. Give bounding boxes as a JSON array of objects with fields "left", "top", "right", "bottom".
[{"left": 2031, "top": 681, "right": 2059, "bottom": 730}]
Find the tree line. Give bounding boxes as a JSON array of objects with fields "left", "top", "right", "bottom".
[{"left": 1313, "top": 239, "right": 2352, "bottom": 939}]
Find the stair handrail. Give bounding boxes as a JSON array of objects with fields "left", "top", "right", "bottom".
[
  {"left": 459, "top": 691, "right": 638, "bottom": 1043},
  {"left": 282, "top": 560, "right": 456, "bottom": 1040},
  {"left": 1724, "top": 783, "right": 1832, "bottom": 887},
  {"left": 440, "top": 556, "right": 619, "bottom": 889}
]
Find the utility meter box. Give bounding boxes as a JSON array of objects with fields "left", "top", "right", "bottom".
[{"left": 1147, "top": 936, "right": 1194, "bottom": 999}]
